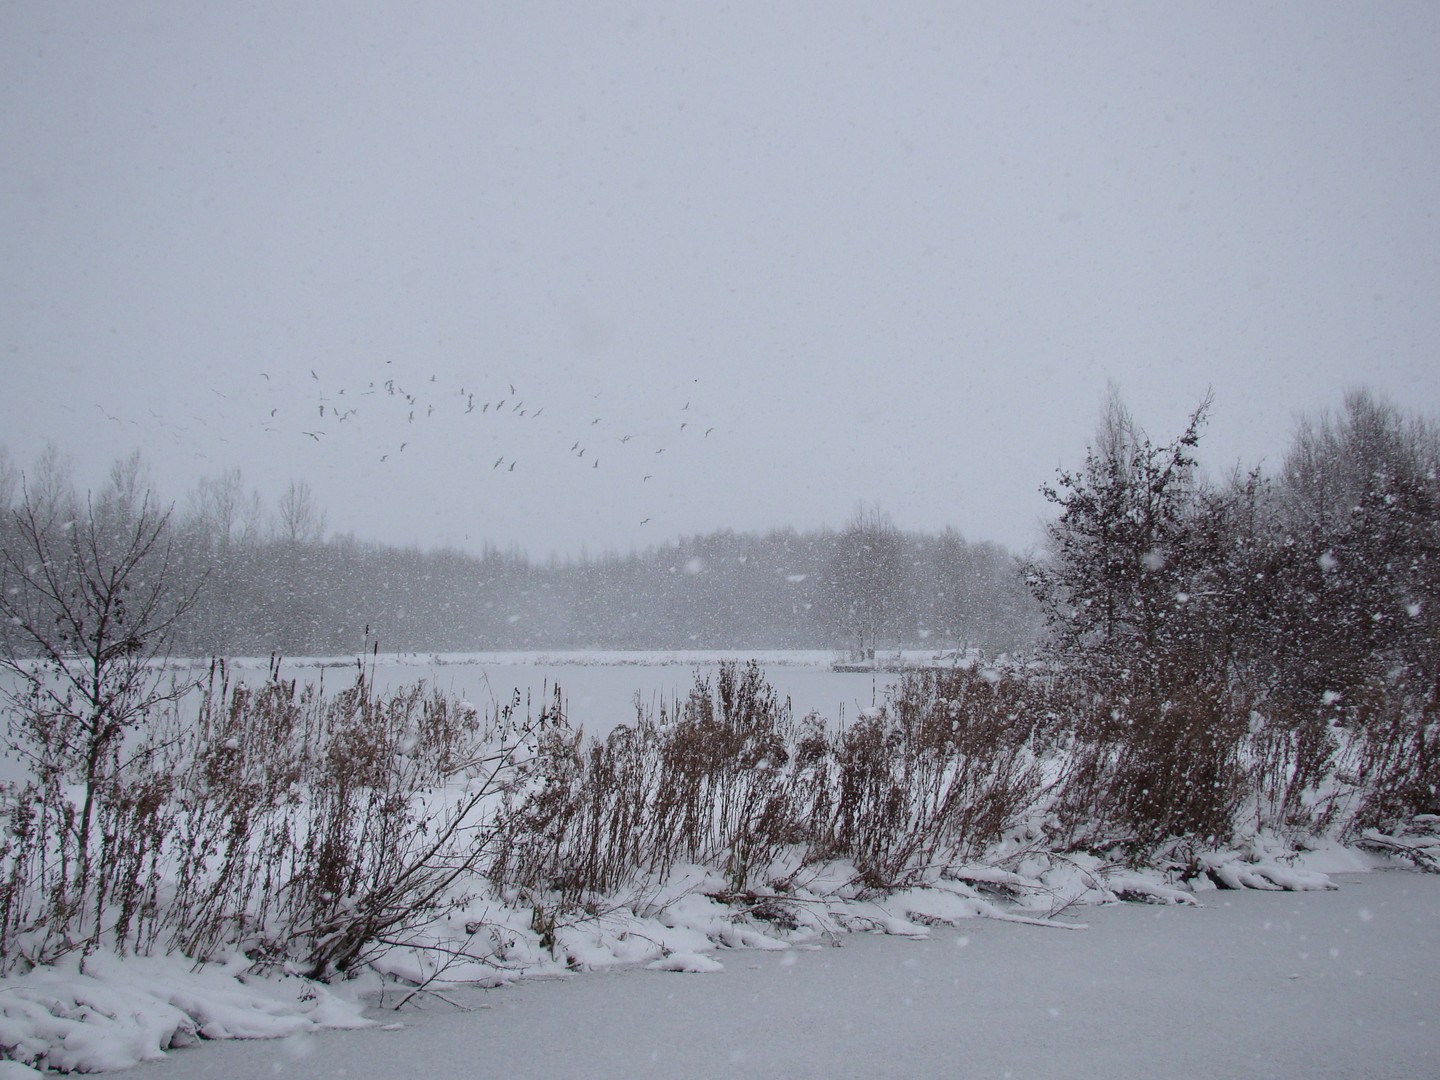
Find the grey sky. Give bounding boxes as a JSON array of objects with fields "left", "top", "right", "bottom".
[{"left": 4, "top": 2, "right": 1438, "bottom": 559}]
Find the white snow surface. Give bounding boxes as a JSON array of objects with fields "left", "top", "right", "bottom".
[
  {"left": 3, "top": 845, "right": 1436, "bottom": 1076},
  {"left": 93, "top": 867, "right": 1440, "bottom": 1080}
]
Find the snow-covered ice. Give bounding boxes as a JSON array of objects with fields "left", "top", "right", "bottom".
[{"left": 122, "top": 869, "right": 1437, "bottom": 1080}]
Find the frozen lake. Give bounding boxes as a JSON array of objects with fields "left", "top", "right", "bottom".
[
  {"left": 223, "top": 650, "right": 910, "bottom": 737},
  {"left": 146, "top": 869, "right": 1439, "bottom": 1080}
]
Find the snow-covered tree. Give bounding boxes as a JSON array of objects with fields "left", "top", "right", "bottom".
[{"left": 1027, "top": 389, "right": 1211, "bottom": 691}]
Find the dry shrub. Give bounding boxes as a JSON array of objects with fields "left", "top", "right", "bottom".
[
  {"left": 0, "top": 659, "right": 540, "bottom": 978},
  {"left": 1053, "top": 678, "right": 1250, "bottom": 858},
  {"left": 1340, "top": 678, "right": 1440, "bottom": 834},
  {"left": 1245, "top": 697, "right": 1343, "bottom": 839},
  {"left": 493, "top": 661, "right": 802, "bottom": 901},
  {"left": 0, "top": 692, "right": 183, "bottom": 968},
  {"left": 494, "top": 662, "right": 1053, "bottom": 906},
  {"left": 827, "top": 667, "right": 1045, "bottom": 888},
  {"left": 647, "top": 660, "right": 798, "bottom": 885}
]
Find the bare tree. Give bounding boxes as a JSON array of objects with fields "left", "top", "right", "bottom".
[
  {"left": 0, "top": 445, "right": 18, "bottom": 511},
  {"left": 275, "top": 479, "right": 327, "bottom": 545},
  {"left": 0, "top": 465, "right": 200, "bottom": 947},
  {"left": 186, "top": 466, "right": 265, "bottom": 552},
  {"left": 821, "top": 504, "right": 909, "bottom": 659}
]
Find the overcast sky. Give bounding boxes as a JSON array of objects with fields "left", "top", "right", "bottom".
[{"left": 4, "top": 2, "right": 1438, "bottom": 559}]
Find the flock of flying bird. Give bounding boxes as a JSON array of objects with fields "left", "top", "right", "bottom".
[{"left": 257, "top": 365, "right": 714, "bottom": 526}]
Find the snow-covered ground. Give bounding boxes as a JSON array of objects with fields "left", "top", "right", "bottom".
[{"left": 17, "top": 867, "right": 1428, "bottom": 1080}]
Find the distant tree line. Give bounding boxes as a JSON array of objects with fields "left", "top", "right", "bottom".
[{"left": 0, "top": 449, "right": 1039, "bottom": 658}]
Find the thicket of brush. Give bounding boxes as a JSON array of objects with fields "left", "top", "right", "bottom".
[
  {"left": 489, "top": 661, "right": 1046, "bottom": 905},
  {"left": 4, "top": 652, "right": 1434, "bottom": 979},
  {"left": 0, "top": 657, "right": 555, "bottom": 978}
]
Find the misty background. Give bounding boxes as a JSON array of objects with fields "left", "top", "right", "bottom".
[{"left": 4, "top": 2, "right": 1438, "bottom": 580}]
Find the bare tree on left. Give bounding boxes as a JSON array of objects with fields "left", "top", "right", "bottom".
[{"left": 0, "top": 452, "right": 200, "bottom": 956}]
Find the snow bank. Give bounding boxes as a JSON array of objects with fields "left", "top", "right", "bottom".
[{"left": 0, "top": 953, "right": 369, "bottom": 1074}]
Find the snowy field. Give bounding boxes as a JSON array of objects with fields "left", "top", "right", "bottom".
[{"left": 132, "top": 868, "right": 1437, "bottom": 1080}]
